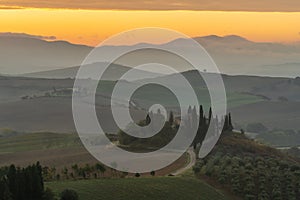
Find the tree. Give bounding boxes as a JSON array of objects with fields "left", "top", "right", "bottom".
[
  {"left": 169, "top": 111, "right": 174, "bottom": 126},
  {"left": 208, "top": 107, "right": 212, "bottom": 123},
  {"left": 191, "top": 106, "right": 198, "bottom": 129},
  {"left": 7, "top": 165, "right": 16, "bottom": 199},
  {"left": 4, "top": 162, "right": 44, "bottom": 200},
  {"left": 0, "top": 178, "right": 12, "bottom": 200},
  {"left": 49, "top": 167, "right": 56, "bottom": 180},
  {"left": 32, "top": 162, "right": 45, "bottom": 200},
  {"left": 95, "top": 163, "right": 106, "bottom": 177},
  {"left": 150, "top": 171, "right": 155, "bottom": 176},
  {"left": 83, "top": 164, "right": 92, "bottom": 178},
  {"left": 145, "top": 113, "right": 151, "bottom": 125},
  {"left": 228, "top": 113, "right": 234, "bottom": 131},
  {"left": 60, "top": 189, "right": 79, "bottom": 200},
  {"left": 187, "top": 105, "right": 192, "bottom": 114},
  {"left": 221, "top": 113, "right": 234, "bottom": 132},
  {"left": 62, "top": 167, "right": 69, "bottom": 179},
  {"left": 192, "top": 105, "right": 212, "bottom": 149},
  {"left": 222, "top": 115, "right": 229, "bottom": 132},
  {"left": 71, "top": 164, "right": 78, "bottom": 178},
  {"left": 135, "top": 173, "right": 140, "bottom": 177},
  {"left": 199, "top": 105, "right": 204, "bottom": 125}
]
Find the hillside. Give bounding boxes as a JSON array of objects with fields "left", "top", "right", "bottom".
[
  {"left": 193, "top": 131, "right": 300, "bottom": 200},
  {"left": 22, "top": 62, "right": 162, "bottom": 81},
  {"left": 0, "top": 132, "right": 95, "bottom": 169},
  {"left": 0, "top": 73, "right": 300, "bottom": 139},
  {"left": 0, "top": 131, "right": 189, "bottom": 177},
  {"left": 46, "top": 177, "right": 230, "bottom": 200}
]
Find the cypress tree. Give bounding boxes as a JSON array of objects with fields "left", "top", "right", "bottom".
[
  {"left": 145, "top": 113, "right": 151, "bottom": 125},
  {"left": 7, "top": 165, "right": 16, "bottom": 199},
  {"left": 199, "top": 105, "right": 204, "bottom": 125},
  {"left": 223, "top": 115, "right": 229, "bottom": 132},
  {"left": 188, "top": 105, "right": 192, "bottom": 114},
  {"left": 208, "top": 107, "right": 212, "bottom": 123},
  {"left": 192, "top": 106, "right": 198, "bottom": 129},
  {"left": 169, "top": 111, "right": 174, "bottom": 126},
  {"left": 0, "top": 178, "right": 12, "bottom": 200},
  {"left": 228, "top": 113, "right": 234, "bottom": 131}
]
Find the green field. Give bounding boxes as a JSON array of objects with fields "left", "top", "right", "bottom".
[
  {"left": 226, "top": 92, "right": 264, "bottom": 108},
  {"left": 0, "top": 132, "right": 189, "bottom": 175},
  {"left": 0, "top": 132, "right": 92, "bottom": 169},
  {"left": 0, "top": 132, "right": 81, "bottom": 153},
  {"left": 46, "top": 177, "right": 229, "bottom": 200},
  {"left": 98, "top": 81, "right": 264, "bottom": 110}
]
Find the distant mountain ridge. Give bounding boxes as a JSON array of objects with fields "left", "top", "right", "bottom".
[
  {"left": 1, "top": 33, "right": 300, "bottom": 77},
  {"left": 0, "top": 36, "right": 92, "bottom": 74}
]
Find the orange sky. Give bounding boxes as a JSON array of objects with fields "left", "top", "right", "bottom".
[
  {"left": 1, "top": 8, "right": 300, "bottom": 46},
  {"left": 2, "top": 0, "right": 300, "bottom": 11}
]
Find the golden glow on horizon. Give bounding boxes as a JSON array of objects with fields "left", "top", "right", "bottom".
[{"left": 1, "top": 8, "right": 300, "bottom": 46}]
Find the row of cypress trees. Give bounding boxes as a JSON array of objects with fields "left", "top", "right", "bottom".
[
  {"left": 0, "top": 162, "right": 46, "bottom": 200},
  {"left": 186, "top": 105, "right": 233, "bottom": 149}
]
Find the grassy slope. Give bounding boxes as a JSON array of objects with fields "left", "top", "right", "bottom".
[
  {"left": 0, "top": 132, "right": 189, "bottom": 176},
  {"left": 0, "top": 76, "right": 266, "bottom": 133},
  {"left": 46, "top": 177, "right": 229, "bottom": 200},
  {"left": 2, "top": 133, "right": 229, "bottom": 200},
  {"left": 107, "top": 82, "right": 264, "bottom": 109},
  {"left": 0, "top": 132, "right": 96, "bottom": 169},
  {"left": 0, "top": 132, "right": 81, "bottom": 153},
  {"left": 214, "top": 131, "right": 296, "bottom": 160}
]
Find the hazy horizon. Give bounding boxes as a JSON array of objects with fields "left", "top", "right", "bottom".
[
  {"left": 1, "top": 32, "right": 299, "bottom": 78},
  {"left": 1, "top": 32, "right": 300, "bottom": 47}
]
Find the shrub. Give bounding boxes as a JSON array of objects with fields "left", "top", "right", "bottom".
[{"left": 60, "top": 189, "right": 79, "bottom": 200}]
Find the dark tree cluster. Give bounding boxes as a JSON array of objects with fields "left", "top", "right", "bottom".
[
  {"left": 0, "top": 162, "right": 47, "bottom": 200},
  {"left": 0, "top": 163, "right": 81, "bottom": 200},
  {"left": 188, "top": 105, "right": 233, "bottom": 150},
  {"left": 118, "top": 105, "right": 233, "bottom": 152},
  {"left": 118, "top": 111, "right": 177, "bottom": 150}
]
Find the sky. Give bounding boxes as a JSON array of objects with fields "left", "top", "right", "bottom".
[
  {"left": 1, "top": 1, "right": 300, "bottom": 46},
  {"left": 1, "top": 0, "right": 300, "bottom": 11}
]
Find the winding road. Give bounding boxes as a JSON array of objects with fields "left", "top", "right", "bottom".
[{"left": 171, "top": 147, "right": 196, "bottom": 176}]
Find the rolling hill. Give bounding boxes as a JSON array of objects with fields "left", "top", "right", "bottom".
[
  {"left": 0, "top": 71, "right": 300, "bottom": 134},
  {"left": 46, "top": 177, "right": 230, "bottom": 200},
  {"left": 22, "top": 62, "right": 163, "bottom": 81}
]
